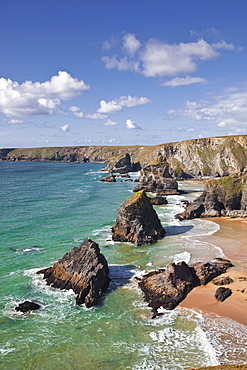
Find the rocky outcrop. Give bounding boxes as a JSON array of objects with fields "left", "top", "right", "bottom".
[
  {"left": 133, "top": 156, "right": 182, "bottom": 195},
  {"left": 15, "top": 301, "right": 41, "bottom": 313},
  {"left": 212, "top": 276, "right": 234, "bottom": 285},
  {"left": 149, "top": 196, "right": 168, "bottom": 205},
  {"left": 176, "top": 175, "right": 247, "bottom": 220},
  {"left": 37, "top": 238, "right": 110, "bottom": 307},
  {"left": 100, "top": 173, "right": 116, "bottom": 182},
  {"left": 215, "top": 287, "right": 232, "bottom": 302},
  {"left": 103, "top": 153, "right": 141, "bottom": 173},
  {"left": 112, "top": 190, "right": 166, "bottom": 246},
  {"left": 139, "top": 260, "right": 232, "bottom": 316}
]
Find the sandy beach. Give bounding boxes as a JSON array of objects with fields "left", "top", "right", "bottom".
[{"left": 181, "top": 217, "right": 247, "bottom": 326}]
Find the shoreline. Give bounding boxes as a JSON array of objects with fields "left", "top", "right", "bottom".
[{"left": 181, "top": 217, "right": 247, "bottom": 327}]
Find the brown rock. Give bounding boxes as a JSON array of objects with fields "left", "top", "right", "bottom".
[
  {"left": 112, "top": 190, "right": 165, "bottom": 246},
  {"left": 215, "top": 287, "right": 232, "bottom": 302},
  {"left": 37, "top": 238, "right": 110, "bottom": 307}
]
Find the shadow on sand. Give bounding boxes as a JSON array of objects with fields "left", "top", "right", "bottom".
[{"left": 165, "top": 224, "right": 194, "bottom": 237}]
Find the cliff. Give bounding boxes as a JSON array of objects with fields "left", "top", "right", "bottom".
[
  {"left": 1, "top": 135, "right": 247, "bottom": 178},
  {"left": 176, "top": 175, "right": 247, "bottom": 219}
]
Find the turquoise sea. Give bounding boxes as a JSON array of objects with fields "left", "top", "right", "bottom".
[{"left": 1, "top": 161, "right": 247, "bottom": 370}]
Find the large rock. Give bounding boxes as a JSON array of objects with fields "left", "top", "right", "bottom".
[
  {"left": 15, "top": 301, "right": 41, "bottom": 313},
  {"left": 112, "top": 190, "right": 166, "bottom": 246},
  {"left": 104, "top": 153, "right": 141, "bottom": 173},
  {"left": 139, "top": 260, "right": 232, "bottom": 316},
  {"left": 215, "top": 287, "right": 232, "bottom": 302},
  {"left": 37, "top": 238, "right": 110, "bottom": 307},
  {"left": 176, "top": 175, "right": 247, "bottom": 220},
  {"left": 133, "top": 156, "right": 182, "bottom": 195},
  {"left": 100, "top": 173, "right": 116, "bottom": 182}
]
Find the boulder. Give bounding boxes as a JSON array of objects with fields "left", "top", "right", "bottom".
[
  {"left": 100, "top": 173, "right": 116, "bottom": 182},
  {"left": 112, "top": 190, "right": 165, "bottom": 246},
  {"left": 15, "top": 301, "right": 41, "bottom": 313},
  {"left": 139, "top": 260, "right": 232, "bottom": 316},
  {"left": 212, "top": 276, "right": 234, "bottom": 285},
  {"left": 215, "top": 287, "right": 232, "bottom": 302},
  {"left": 149, "top": 196, "right": 168, "bottom": 205},
  {"left": 37, "top": 238, "right": 110, "bottom": 307}
]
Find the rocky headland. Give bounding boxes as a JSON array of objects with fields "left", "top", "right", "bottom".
[
  {"left": 37, "top": 238, "right": 110, "bottom": 307},
  {"left": 112, "top": 190, "right": 166, "bottom": 246},
  {"left": 176, "top": 175, "right": 247, "bottom": 220}
]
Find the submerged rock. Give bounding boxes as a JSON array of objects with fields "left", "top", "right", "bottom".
[
  {"left": 37, "top": 238, "right": 110, "bottom": 307},
  {"left": 139, "top": 260, "right": 232, "bottom": 316},
  {"left": 112, "top": 190, "right": 165, "bottom": 246},
  {"left": 15, "top": 301, "right": 41, "bottom": 313}
]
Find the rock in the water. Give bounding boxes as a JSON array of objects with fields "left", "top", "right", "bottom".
[
  {"left": 133, "top": 156, "right": 183, "bottom": 195},
  {"left": 149, "top": 196, "right": 168, "bottom": 205},
  {"left": 112, "top": 190, "right": 165, "bottom": 246},
  {"left": 215, "top": 287, "right": 232, "bottom": 302},
  {"left": 15, "top": 301, "right": 41, "bottom": 313},
  {"left": 139, "top": 260, "right": 232, "bottom": 316},
  {"left": 212, "top": 276, "right": 234, "bottom": 285},
  {"left": 37, "top": 238, "right": 110, "bottom": 307},
  {"left": 139, "top": 262, "right": 198, "bottom": 314},
  {"left": 100, "top": 173, "right": 116, "bottom": 182}
]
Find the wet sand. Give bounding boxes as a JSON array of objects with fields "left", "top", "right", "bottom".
[{"left": 181, "top": 217, "right": 247, "bottom": 326}]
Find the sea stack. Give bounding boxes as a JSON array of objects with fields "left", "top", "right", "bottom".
[
  {"left": 112, "top": 190, "right": 165, "bottom": 246},
  {"left": 37, "top": 238, "right": 110, "bottom": 307}
]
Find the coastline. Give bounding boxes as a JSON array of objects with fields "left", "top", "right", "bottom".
[{"left": 181, "top": 217, "right": 247, "bottom": 327}]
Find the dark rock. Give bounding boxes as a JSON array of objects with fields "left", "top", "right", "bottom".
[
  {"left": 138, "top": 260, "right": 232, "bottom": 316},
  {"left": 112, "top": 190, "right": 165, "bottom": 246},
  {"left": 176, "top": 175, "right": 247, "bottom": 220},
  {"left": 100, "top": 173, "right": 116, "bottom": 182},
  {"left": 149, "top": 196, "right": 168, "bottom": 205},
  {"left": 15, "top": 301, "right": 41, "bottom": 313},
  {"left": 104, "top": 153, "right": 140, "bottom": 173},
  {"left": 212, "top": 276, "right": 234, "bottom": 285},
  {"left": 133, "top": 156, "right": 183, "bottom": 195},
  {"left": 190, "top": 260, "right": 233, "bottom": 285},
  {"left": 215, "top": 287, "right": 232, "bottom": 302},
  {"left": 37, "top": 238, "right": 110, "bottom": 307}
]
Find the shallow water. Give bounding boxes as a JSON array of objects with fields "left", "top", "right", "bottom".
[{"left": 0, "top": 161, "right": 246, "bottom": 369}]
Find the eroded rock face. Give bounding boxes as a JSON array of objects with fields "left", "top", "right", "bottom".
[
  {"left": 100, "top": 173, "right": 116, "bottom": 182},
  {"left": 139, "top": 260, "right": 232, "bottom": 316},
  {"left": 112, "top": 190, "right": 166, "bottom": 246},
  {"left": 104, "top": 153, "right": 141, "bottom": 173},
  {"left": 133, "top": 156, "right": 182, "bottom": 195},
  {"left": 176, "top": 175, "right": 247, "bottom": 220},
  {"left": 37, "top": 238, "right": 110, "bottom": 307}
]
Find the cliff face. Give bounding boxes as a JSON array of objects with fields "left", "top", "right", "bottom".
[
  {"left": 1, "top": 135, "right": 247, "bottom": 178},
  {"left": 176, "top": 175, "right": 247, "bottom": 219}
]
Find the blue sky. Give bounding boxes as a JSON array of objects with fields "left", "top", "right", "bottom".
[{"left": 0, "top": 0, "right": 247, "bottom": 148}]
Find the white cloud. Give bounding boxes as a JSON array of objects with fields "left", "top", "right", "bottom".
[
  {"left": 97, "top": 95, "right": 151, "bottom": 114},
  {"left": 8, "top": 119, "right": 24, "bottom": 124},
  {"left": 103, "top": 119, "right": 118, "bottom": 126},
  {"left": 125, "top": 119, "right": 140, "bottom": 129},
  {"left": 69, "top": 106, "right": 80, "bottom": 112},
  {"left": 169, "top": 87, "right": 247, "bottom": 128},
  {"left": 102, "top": 33, "right": 239, "bottom": 78},
  {"left": 162, "top": 76, "right": 207, "bottom": 87},
  {"left": 73, "top": 111, "right": 84, "bottom": 118},
  {"left": 122, "top": 33, "right": 141, "bottom": 56},
  {"left": 86, "top": 113, "right": 107, "bottom": 119},
  {"left": 60, "top": 123, "right": 70, "bottom": 132},
  {"left": 0, "top": 71, "right": 90, "bottom": 117}
]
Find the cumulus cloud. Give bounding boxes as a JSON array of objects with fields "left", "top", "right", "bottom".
[
  {"left": 102, "top": 33, "right": 239, "bottom": 78},
  {"left": 69, "top": 106, "right": 80, "bottom": 112},
  {"left": 8, "top": 119, "right": 24, "bottom": 124},
  {"left": 103, "top": 119, "right": 118, "bottom": 126},
  {"left": 71, "top": 107, "right": 107, "bottom": 119},
  {"left": 97, "top": 95, "right": 151, "bottom": 114},
  {"left": 60, "top": 123, "right": 70, "bottom": 132},
  {"left": 0, "top": 71, "right": 90, "bottom": 117},
  {"left": 125, "top": 119, "right": 140, "bottom": 129},
  {"left": 162, "top": 76, "right": 207, "bottom": 87},
  {"left": 122, "top": 33, "right": 141, "bottom": 56},
  {"left": 168, "top": 87, "right": 247, "bottom": 128},
  {"left": 86, "top": 113, "right": 107, "bottom": 119}
]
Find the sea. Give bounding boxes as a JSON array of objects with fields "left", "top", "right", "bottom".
[{"left": 0, "top": 161, "right": 247, "bottom": 370}]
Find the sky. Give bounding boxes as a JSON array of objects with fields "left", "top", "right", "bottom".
[{"left": 0, "top": 0, "right": 247, "bottom": 148}]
